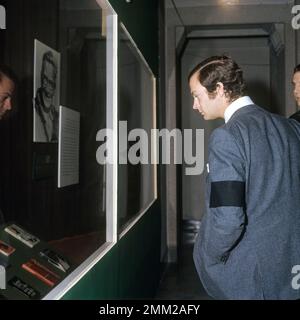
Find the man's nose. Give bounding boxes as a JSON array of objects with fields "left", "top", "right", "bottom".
[
  {"left": 4, "top": 97, "right": 12, "bottom": 110},
  {"left": 193, "top": 98, "right": 199, "bottom": 110}
]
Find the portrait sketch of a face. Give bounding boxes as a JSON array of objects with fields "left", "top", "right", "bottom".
[{"left": 33, "top": 39, "right": 60, "bottom": 143}]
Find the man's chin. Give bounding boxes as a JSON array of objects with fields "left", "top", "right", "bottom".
[{"left": 203, "top": 114, "right": 219, "bottom": 121}]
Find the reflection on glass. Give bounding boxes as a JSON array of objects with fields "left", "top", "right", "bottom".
[{"left": 118, "top": 24, "right": 156, "bottom": 231}]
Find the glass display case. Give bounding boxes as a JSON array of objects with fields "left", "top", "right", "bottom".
[{"left": 0, "top": 0, "right": 156, "bottom": 300}]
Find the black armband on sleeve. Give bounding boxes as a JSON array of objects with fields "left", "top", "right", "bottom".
[{"left": 210, "top": 181, "right": 245, "bottom": 208}]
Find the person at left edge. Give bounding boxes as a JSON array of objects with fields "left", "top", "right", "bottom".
[
  {"left": 290, "top": 64, "right": 300, "bottom": 122},
  {"left": 0, "top": 64, "right": 16, "bottom": 225}
]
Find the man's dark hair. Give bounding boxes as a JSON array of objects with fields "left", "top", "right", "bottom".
[
  {"left": 0, "top": 64, "right": 17, "bottom": 85},
  {"left": 188, "top": 55, "right": 246, "bottom": 102},
  {"left": 293, "top": 64, "right": 300, "bottom": 74}
]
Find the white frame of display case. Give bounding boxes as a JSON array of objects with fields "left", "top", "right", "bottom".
[{"left": 44, "top": 0, "right": 157, "bottom": 300}]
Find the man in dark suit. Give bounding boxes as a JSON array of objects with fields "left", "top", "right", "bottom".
[
  {"left": 290, "top": 64, "right": 300, "bottom": 122},
  {"left": 0, "top": 65, "right": 15, "bottom": 120},
  {"left": 0, "top": 64, "right": 16, "bottom": 224},
  {"left": 189, "top": 55, "right": 300, "bottom": 299}
]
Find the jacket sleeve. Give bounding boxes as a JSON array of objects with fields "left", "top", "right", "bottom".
[{"left": 203, "top": 127, "right": 247, "bottom": 265}]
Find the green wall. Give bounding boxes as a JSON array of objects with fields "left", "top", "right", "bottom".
[
  {"left": 62, "top": 0, "right": 161, "bottom": 299},
  {"left": 109, "top": 0, "right": 159, "bottom": 76}
]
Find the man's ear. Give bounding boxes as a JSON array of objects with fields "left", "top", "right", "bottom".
[{"left": 216, "top": 82, "right": 225, "bottom": 97}]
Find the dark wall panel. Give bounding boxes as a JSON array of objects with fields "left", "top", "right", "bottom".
[
  {"left": 109, "top": 0, "right": 159, "bottom": 76},
  {"left": 0, "top": 0, "right": 60, "bottom": 239}
]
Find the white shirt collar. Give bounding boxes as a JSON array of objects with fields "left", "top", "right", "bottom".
[{"left": 224, "top": 96, "right": 254, "bottom": 123}]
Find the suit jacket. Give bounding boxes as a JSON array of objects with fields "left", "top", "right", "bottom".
[{"left": 193, "top": 104, "right": 300, "bottom": 299}]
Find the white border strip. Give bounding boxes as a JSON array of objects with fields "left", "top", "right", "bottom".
[
  {"left": 153, "top": 77, "right": 158, "bottom": 199},
  {"left": 106, "top": 13, "right": 118, "bottom": 243}
]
